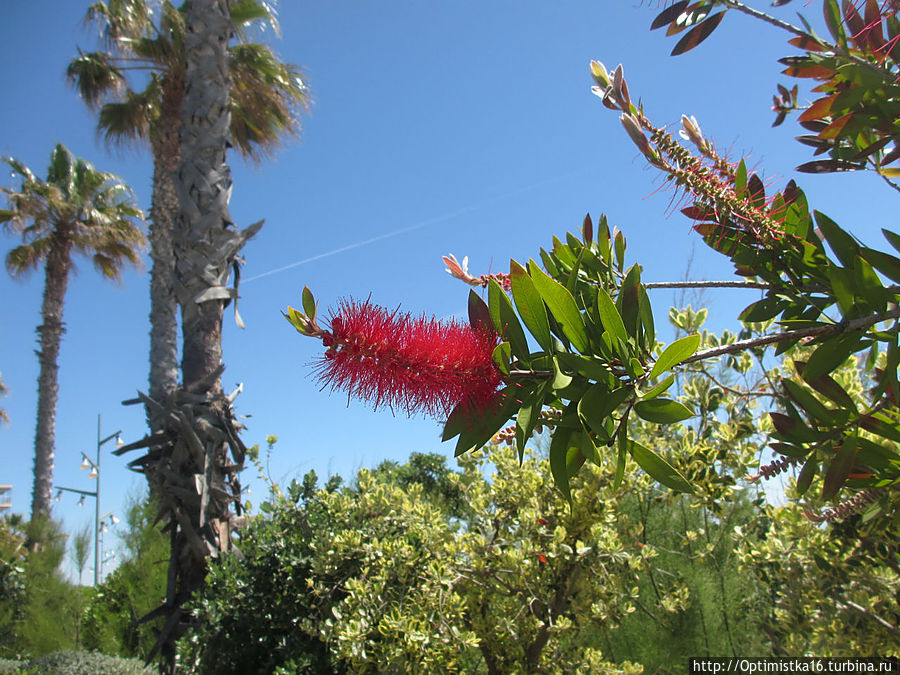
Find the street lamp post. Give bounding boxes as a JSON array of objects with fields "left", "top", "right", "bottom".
[{"left": 54, "top": 414, "right": 122, "bottom": 585}]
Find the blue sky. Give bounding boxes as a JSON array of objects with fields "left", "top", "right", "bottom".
[{"left": 0, "top": 1, "right": 893, "bottom": 577}]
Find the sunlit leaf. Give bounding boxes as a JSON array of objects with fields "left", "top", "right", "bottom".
[
  {"left": 649, "top": 334, "right": 700, "bottom": 379},
  {"left": 671, "top": 11, "right": 726, "bottom": 56},
  {"left": 633, "top": 398, "right": 694, "bottom": 424},
  {"left": 510, "top": 259, "right": 551, "bottom": 351}
]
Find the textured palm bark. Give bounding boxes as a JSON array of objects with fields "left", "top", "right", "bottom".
[
  {"left": 130, "top": 1, "right": 257, "bottom": 669},
  {"left": 30, "top": 231, "right": 72, "bottom": 518},
  {"left": 147, "top": 76, "right": 183, "bottom": 409}
]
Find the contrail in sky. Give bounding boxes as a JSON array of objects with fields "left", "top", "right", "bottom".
[{"left": 242, "top": 168, "right": 589, "bottom": 284}]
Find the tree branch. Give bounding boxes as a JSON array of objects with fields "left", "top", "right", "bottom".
[
  {"left": 645, "top": 280, "right": 771, "bottom": 290},
  {"left": 682, "top": 308, "right": 900, "bottom": 365},
  {"left": 835, "top": 597, "right": 900, "bottom": 640},
  {"left": 721, "top": 0, "right": 806, "bottom": 37}
]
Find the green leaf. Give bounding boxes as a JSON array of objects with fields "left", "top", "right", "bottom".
[
  {"left": 882, "top": 228, "right": 900, "bottom": 256},
  {"left": 615, "top": 431, "right": 627, "bottom": 488},
  {"left": 614, "top": 229, "right": 626, "bottom": 271},
  {"left": 633, "top": 398, "right": 694, "bottom": 424},
  {"left": 795, "top": 361, "right": 858, "bottom": 411},
  {"left": 510, "top": 260, "right": 551, "bottom": 350},
  {"left": 823, "top": 0, "right": 846, "bottom": 45},
  {"left": 579, "top": 385, "right": 632, "bottom": 436},
  {"left": 492, "top": 342, "right": 511, "bottom": 375},
  {"left": 555, "top": 354, "right": 611, "bottom": 381},
  {"left": 550, "top": 356, "right": 573, "bottom": 390},
  {"left": 649, "top": 334, "right": 700, "bottom": 379},
  {"left": 596, "top": 287, "right": 628, "bottom": 345},
  {"left": 529, "top": 261, "right": 590, "bottom": 353},
  {"left": 823, "top": 434, "right": 858, "bottom": 500},
  {"left": 489, "top": 279, "right": 529, "bottom": 361},
  {"left": 579, "top": 428, "right": 602, "bottom": 464},
  {"left": 796, "top": 455, "right": 818, "bottom": 496},
  {"left": 640, "top": 374, "right": 676, "bottom": 401},
  {"left": 629, "top": 440, "right": 694, "bottom": 493},
  {"left": 618, "top": 265, "right": 642, "bottom": 340},
  {"left": 468, "top": 289, "right": 494, "bottom": 334},
  {"left": 452, "top": 389, "right": 518, "bottom": 455},
  {"left": 516, "top": 382, "right": 548, "bottom": 462},
  {"left": 549, "top": 428, "right": 575, "bottom": 503},
  {"left": 739, "top": 297, "right": 783, "bottom": 323},
  {"left": 801, "top": 334, "right": 861, "bottom": 380},
  {"left": 770, "top": 442, "right": 809, "bottom": 459},
  {"left": 815, "top": 211, "right": 859, "bottom": 268},
  {"left": 301, "top": 286, "right": 316, "bottom": 320},
  {"left": 860, "top": 247, "right": 900, "bottom": 284},
  {"left": 782, "top": 379, "right": 832, "bottom": 425}
]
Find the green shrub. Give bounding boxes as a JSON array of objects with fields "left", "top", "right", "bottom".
[{"left": 15, "top": 650, "right": 153, "bottom": 675}]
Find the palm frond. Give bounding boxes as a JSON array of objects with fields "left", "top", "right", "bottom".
[
  {"left": 229, "top": 43, "right": 309, "bottom": 159},
  {"left": 67, "top": 50, "right": 127, "bottom": 108},
  {"left": 98, "top": 88, "right": 156, "bottom": 147}
]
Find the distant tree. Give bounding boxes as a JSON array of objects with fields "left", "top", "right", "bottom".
[
  {"left": 0, "top": 145, "right": 144, "bottom": 519},
  {"left": 0, "top": 373, "right": 8, "bottom": 426},
  {"left": 68, "top": 0, "right": 309, "bottom": 408},
  {"left": 71, "top": 525, "right": 91, "bottom": 587},
  {"left": 83, "top": 491, "right": 168, "bottom": 661}
]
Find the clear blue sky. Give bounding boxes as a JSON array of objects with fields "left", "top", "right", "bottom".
[{"left": 0, "top": 1, "right": 892, "bottom": 577}]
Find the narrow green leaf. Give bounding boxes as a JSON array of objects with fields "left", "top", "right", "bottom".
[
  {"left": 823, "top": 433, "right": 858, "bottom": 500},
  {"left": 579, "top": 427, "right": 602, "bottom": 464},
  {"left": 452, "top": 388, "right": 518, "bottom": 455},
  {"left": 549, "top": 428, "right": 574, "bottom": 503},
  {"left": 639, "top": 374, "right": 676, "bottom": 401},
  {"left": 815, "top": 210, "right": 859, "bottom": 268},
  {"left": 860, "top": 247, "right": 900, "bottom": 284},
  {"left": 301, "top": 286, "right": 316, "bottom": 320},
  {"left": 630, "top": 440, "right": 694, "bottom": 493},
  {"left": 882, "top": 228, "right": 900, "bottom": 256},
  {"left": 468, "top": 289, "right": 493, "bottom": 334},
  {"left": 801, "top": 334, "right": 860, "bottom": 380},
  {"left": 649, "top": 334, "right": 700, "bottom": 379},
  {"left": 492, "top": 342, "right": 511, "bottom": 375},
  {"left": 489, "top": 279, "right": 529, "bottom": 361},
  {"left": 782, "top": 379, "right": 832, "bottom": 425},
  {"left": 579, "top": 385, "right": 632, "bottom": 436},
  {"left": 596, "top": 287, "right": 628, "bottom": 345},
  {"left": 633, "top": 398, "right": 694, "bottom": 424},
  {"left": 516, "top": 382, "right": 547, "bottom": 462},
  {"left": 823, "top": 0, "right": 846, "bottom": 45},
  {"left": 556, "top": 354, "right": 611, "bottom": 381},
  {"left": 614, "top": 431, "right": 627, "bottom": 488},
  {"left": 614, "top": 229, "right": 626, "bottom": 271},
  {"left": 529, "top": 261, "right": 590, "bottom": 353},
  {"left": 618, "top": 265, "right": 642, "bottom": 340},
  {"left": 795, "top": 360, "right": 858, "bottom": 411},
  {"left": 510, "top": 260, "right": 551, "bottom": 350},
  {"left": 796, "top": 455, "right": 818, "bottom": 496}
]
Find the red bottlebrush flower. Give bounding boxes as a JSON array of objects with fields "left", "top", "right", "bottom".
[
  {"left": 315, "top": 299, "right": 503, "bottom": 419},
  {"left": 537, "top": 553, "right": 548, "bottom": 564}
]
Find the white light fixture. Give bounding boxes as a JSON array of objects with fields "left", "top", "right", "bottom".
[
  {"left": 54, "top": 490, "right": 62, "bottom": 502},
  {"left": 88, "top": 467, "right": 98, "bottom": 479},
  {"left": 115, "top": 434, "right": 124, "bottom": 448},
  {"left": 99, "top": 521, "right": 108, "bottom": 533},
  {"left": 110, "top": 514, "right": 120, "bottom": 525},
  {"left": 79, "top": 457, "right": 91, "bottom": 470},
  {"left": 77, "top": 495, "right": 86, "bottom": 507}
]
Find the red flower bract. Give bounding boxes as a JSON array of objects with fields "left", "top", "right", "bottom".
[{"left": 316, "top": 299, "right": 503, "bottom": 419}]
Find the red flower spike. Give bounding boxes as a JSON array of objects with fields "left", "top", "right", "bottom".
[{"left": 315, "top": 299, "right": 503, "bottom": 419}]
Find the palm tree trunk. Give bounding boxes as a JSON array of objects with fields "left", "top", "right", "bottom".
[
  {"left": 147, "top": 76, "right": 183, "bottom": 412},
  {"left": 120, "top": 1, "right": 258, "bottom": 668},
  {"left": 31, "top": 232, "right": 72, "bottom": 519}
]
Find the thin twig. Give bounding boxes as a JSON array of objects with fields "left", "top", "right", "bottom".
[
  {"left": 835, "top": 598, "right": 900, "bottom": 639},
  {"left": 645, "top": 280, "right": 771, "bottom": 290},
  {"left": 721, "top": 0, "right": 806, "bottom": 37},
  {"left": 682, "top": 308, "right": 900, "bottom": 365}
]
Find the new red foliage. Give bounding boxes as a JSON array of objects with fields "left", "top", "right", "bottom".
[{"left": 316, "top": 299, "right": 503, "bottom": 419}]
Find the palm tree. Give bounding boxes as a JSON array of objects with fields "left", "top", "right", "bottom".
[
  {"left": 0, "top": 144, "right": 145, "bottom": 519},
  {"left": 67, "top": 0, "right": 308, "bottom": 411},
  {"left": 0, "top": 373, "right": 9, "bottom": 426}
]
